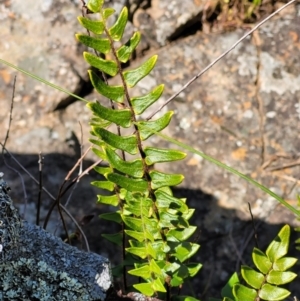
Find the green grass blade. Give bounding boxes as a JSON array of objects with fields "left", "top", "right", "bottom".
[
  {"left": 139, "top": 125, "right": 300, "bottom": 217},
  {"left": 0, "top": 58, "right": 88, "bottom": 103}
]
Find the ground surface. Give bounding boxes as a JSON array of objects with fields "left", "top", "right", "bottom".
[{"left": 0, "top": 0, "right": 300, "bottom": 300}]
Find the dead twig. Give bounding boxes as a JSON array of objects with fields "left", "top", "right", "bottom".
[
  {"left": 64, "top": 122, "right": 86, "bottom": 209},
  {"left": 3, "top": 76, "right": 16, "bottom": 149},
  {"left": 235, "top": 221, "right": 263, "bottom": 271},
  {"left": 252, "top": 30, "right": 266, "bottom": 166},
  {"left": 261, "top": 153, "right": 292, "bottom": 170},
  {"left": 1, "top": 76, "right": 28, "bottom": 219},
  {"left": 36, "top": 152, "right": 44, "bottom": 226},
  {"left": 43, "top": 144, "right": 103, "bottom": 248},
  {"left": 229, "top": 228, "right": 246, "bottom": 266},
  {"left": 146, "top": 0, "right": 297, "bottom": 120},
  {"left": 43, "top": 145, "right": 95, "bottom": 229},
  {"left": 267, "top": 159, "right": 300, "bottom": 172},
  {"left": 0, "top": 143, "right": 91, "bottom": 251},
  {"left": 248, "top": 202, "right": 258, "bottom": 248}
]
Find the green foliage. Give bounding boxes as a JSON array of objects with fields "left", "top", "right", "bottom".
[
  {"left": 210, "top": 226, "right": 297, "bottom": 301},
  {"left": 1, "top": 1, "right": 299, "bottom": 300},
  {"left": 76, "top": 1, "right": 200, "bottom": 299},
  {"left": 223, "top": 225, "right": 297, "bottom": 301}
]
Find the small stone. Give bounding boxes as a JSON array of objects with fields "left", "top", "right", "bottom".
[
  {"left": 243, "top": 110, "right": 254, "bottom": 119},
  {"left": 266, "top": 111, "right": 276, "bottom": 118}
]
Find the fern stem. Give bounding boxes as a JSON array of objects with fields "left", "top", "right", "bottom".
[{"left": 102, "top": 16, "right": 170, "bottom": 292}]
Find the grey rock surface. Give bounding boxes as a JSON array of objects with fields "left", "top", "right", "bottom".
[
  {"left": 0, "top": 173, "right": 112, "bottom": 301},
  {"left": 145, "top": 0, "right": 204, "bottom": 45},
  {"left": 0, "top": 0, "right": 300, "bottom": 299},
  {"left": 92, "top": 4, "right": 300, "bottom": 225}
]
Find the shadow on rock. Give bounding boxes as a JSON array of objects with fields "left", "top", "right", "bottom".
[{"left": 1, "top": 152, "right": 299, "bottom": 300}]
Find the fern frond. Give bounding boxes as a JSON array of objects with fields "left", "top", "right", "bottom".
[{"left": 76, "top": 1, "right": 200, "bottom": 298}]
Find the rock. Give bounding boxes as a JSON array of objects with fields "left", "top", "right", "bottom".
[
  {"left": 89, "top": 4, "right": 300, "bottom": 228},
  {"left": 1, "top": 0, "right": 299, "bottom": 226},
  {"left": 0, "top": 0, "right": 88, "bottom": 123},
  {"left": 0, "top": 0, "right": 155, "bottom": 160},
  {"left": 104, "top": 0, "right": 150, "bottom": 18},
  {"left": 0, "top": 1, "right": 300, "bottom": 299},
  {"left": 0, "top": 173, "right": 112, "bottom": 301},
  {"left": 146, "top": 0, "right": 204, "bottom": 45}
]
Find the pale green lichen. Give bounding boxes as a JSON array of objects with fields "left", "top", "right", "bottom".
[
  {"left": 0, "top": 258, "right": 92, "bottom": 300},
  {"left": 0, "top": 173, "right": 111, "bottom": 300}
]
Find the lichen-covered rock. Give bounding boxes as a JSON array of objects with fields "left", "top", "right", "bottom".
[
  {"left": 0, "top": 174, "right": 22, "bottom": 252},
  {"left": 0, "top": 173, "right": 112, "bottom": 301}
]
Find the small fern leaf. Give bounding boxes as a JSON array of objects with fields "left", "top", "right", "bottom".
[
  {"left": 126, "top": 247, "right": 148, "bottom": 259},
  {"left": 88, "top": 70, "right": 124, "bottom": 103},
  {"left": 92, "top": 127, "right": 138, "bottom": 154},
  {"left": 166, "top": 227, "right": 197, "bottom": 242},
  {"left": 117, "top": 32, "right": 141, "bottom": 63},
  {"left": 89, "top": 116, "right": 112, "bottom": 128},
  {"left": 77, "top": 17, "right": 104, "bottom": 34},
  {"left": 131, "top": 84, "right": 164, "bottom": 115},
  {"left": 186, "top": 263, "right": 202, "bottom": 277},
  {"left": 91, "top": 147, "right": 106, "bottom": 160},
  {"left": 123, "top": 216, "right": 143, "bottom": 231},
  {"left": 258, "top": 284, "right": 290, "bottom": 300},
  {"left": 221, "top": 272, "right": 240, "bottom": 299},
  {"left": 159, "top": 212, "right": 189, "bottom": 229},
  {"left": 91, "top": 180, "right": 114, "bottom": 191},
  {"left": 102, "top": 7, "right": 115, "bottom": 20},
  {"left": 87, "top": 0, "right": 104, "bottom": 13},
  {"left": 87, "top": 101, "right": 132, "bottom": 128},
  {"left": 173, "top": 242, "right": 200, "bottom": 262},
  {"left": 84, "top": 52, "right": 118, "bottom": 76},
  {"left": 164, "top": 261, "right": 180, "bottom": 274},
  {"left": 97, "top": 194, "right": 119, "bottom": 206},
  {"left": 182, "top": 209, "right": 195, "bottom": 221},
  {"left": 124, "top": 199, "right": 152, "bottom": 217},
  {"left": 171, "top": 271, "right": 187, "bottom": 287},
  {"left": 145, "top": 147, "right": 186, "bottom": 165},
  {"left": 149, "top": 259, "right": 162, "bottom": 275},
  {"left": 137, "top": 111, "right": 173, "bottom": 140},
  {"left": 125, "top": 230, "right": 154, "bottom": 242},
  {"left": 147, "top": 243, "right": 158, "bottom": 258},
  {"left": 76, "top": 35, "right": 111, "bottom": 54},
  {"left": 107, "top": 173, "right": 148, "bottom": 192},
  {"left": 252, "top": 248, "right": 272, "bottom": 273},
  {"left": 128, "top": 265, "right": 151, "bottom": 278},
  {"left": 266, "top": 224, "right": 290, "bottom": 262},
  {"left": 101, "top": 233, "right": 123, "bottom": 246},
  {"left": 233, "top": 284, "right": 257, "bottom": 301},
  {"left": 266, "top": 270, "right": 297, "bottom": 285},
  {"left": 99, "top": 211, "right": 122, "bottom": 223},
  {"left": 109, "top": 7, "right": 128, "bottom": 41},
  {"left": 170, "top": 271, "right": 188, "bottom": 287},
  {"left": 155, "top": 189, "right": 188, "bottom": 213},
  {"left": 123, "top": 55, "right": 158, "bottom": 87},
  {"left": 241, "top": 265, "right": 264, "bottom": 289},
  {"left": 133, "top": 283, "right": 154, "bottom": 296},
  {"left": 94, "top": 166, "right": 112, "bottom": 175},
  {"left": 150, "top": 170, "right": 184, "bottom": 189},
  {"left": 273, "top": 257, "right": 298, "bottom": 271},
  {"left": 152, "top": 277, "right": 167, "bottom": 292},
  {"left": 128, "top": 241, "right": 156, "bottom": 258},
  {"left": 105, "top": 147, "right": 144, "bottom": 178}
]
